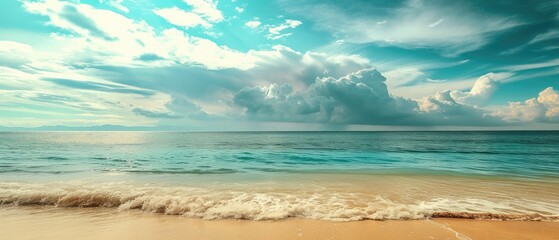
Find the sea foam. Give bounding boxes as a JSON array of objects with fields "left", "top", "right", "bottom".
[{"left": 1, "top": 182, "right": 557, "bottom": 221}]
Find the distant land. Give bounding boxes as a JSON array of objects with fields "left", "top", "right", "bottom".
[
  {"left": 0, "top": 125, "right": 158, "bottom": 131},
  {"left": 1, "top": 124, "right": 559, "bottom": 132}
]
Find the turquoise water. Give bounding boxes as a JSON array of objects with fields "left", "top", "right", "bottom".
[
  {"left": 1, "top": 131, "right": 558, "bottom": 220},
  {"left": 1, "top": 131, "right": 558, "bottom": 178}
]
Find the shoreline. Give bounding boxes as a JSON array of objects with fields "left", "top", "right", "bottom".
[
  {"left": 1, "top": 206, "right": 558, "bottom": 240},
  {"left": 2, "top": 179, "right": 558, "bottom": 221}
]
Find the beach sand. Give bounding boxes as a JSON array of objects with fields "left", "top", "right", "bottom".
[{"left": 1, "top": 206, "right": 558, "bottom": 240}]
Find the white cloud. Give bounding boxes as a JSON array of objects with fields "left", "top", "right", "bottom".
[
  {"left": 269, "top": 19, "right": 302, "bottom": 34},
  {"left": 24, "top": 0, "right": 136, "bottom": 39},
  {"left": 100, "top": 0, "right": 128, "bottom": 13},
  {"left": 268, "top": 33, "right": 292, "bottom": 40},
  {"left": 245, "top": 45, "right": 372, "bottom": 90},
  {"left": 267, "top": 19, "right": 302, "bottom": 39},
  {"left": 235, "top": 7, "right": 244, "bottom": 13},
  {"left": 21, "top": 0, "right": 270, "bottom": 70},
  {"left": 494, "top": 87, "right": 559, "bottom": 123},
  {"left": 154, "top": 7, "right": 211, "bottom": 28},
  {"left": 414, "top": 73, "right": 516, "bottom": 124},
  {"left": 154, "top": 0, "right": 223, "bottom": 29},
  {"left": 245, "top": 20, "right": 261, "bottom": 28},
  {"left": 0, "top": 41, "right": 34, "bottom": 67},
  {"left": 183, "top": 0, "right": 223, "bottom": 22},
  {"left": 448, "top": 73, "right": 502, "bottom": 106}
]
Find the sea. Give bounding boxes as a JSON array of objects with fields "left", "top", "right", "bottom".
[{"left": 1, "top": 131, "right": 558, "bottom": 221}]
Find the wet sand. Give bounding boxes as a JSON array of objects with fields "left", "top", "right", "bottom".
[{"left": 1, "top": 206, "right": 558, "bottom": 240}]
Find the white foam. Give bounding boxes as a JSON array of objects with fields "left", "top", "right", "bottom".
[{"left": 0, "top": 182, "right": 557, "bottom": 221}]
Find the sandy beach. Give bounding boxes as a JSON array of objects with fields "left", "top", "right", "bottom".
[{"left": 1, "top": 206, "right": 558, "bottom": 240}]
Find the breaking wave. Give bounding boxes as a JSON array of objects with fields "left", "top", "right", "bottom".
[{"left": 0, "top": 182, "right": 557, "bottom": 221}]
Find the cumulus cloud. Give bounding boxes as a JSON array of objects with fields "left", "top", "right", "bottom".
[
  {"left": 416, "top": 89, "right": 500, "bottom": 125},
  {"left": 243, "top": 46, "right": 372, "bottom": 89},
  {"left": 494, "top": 87, "right": 559, "bottom": 123},
  {"left": 234, "top": 58, "right": 544, "bottom": 127},
  {"left": 234, "top": 67, "right": 501, "bottom": 126},
  {"left": 448, "top": 73, "right": 501, "bottom": 106}
]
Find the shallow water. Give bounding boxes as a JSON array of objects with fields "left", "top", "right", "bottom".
[{"left": 1, "top": 131, "right": 558, "bottom": 220}]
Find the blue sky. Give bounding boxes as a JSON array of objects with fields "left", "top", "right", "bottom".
[{"left": 0, "top": 0, "right": 558, "bottom": 130}]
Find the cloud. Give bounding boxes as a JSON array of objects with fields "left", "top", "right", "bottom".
[
  {"left": 235, "top": 7, "right": 244, "bottom": 13},
  {"left": 448, "top": 73, "right": 501, "bottom": 106},
  {"left": 24, "top": 0, "right": 123, "bottom": 40},
  {"left": 100, "top": 0, "right": 129, "bottom": 13},
  {"left": 234, "top": 67, "right": 501, "bottom": 126},
  {"left": 501, "top": 59, "right": 559, "bottom": 72},
  {"left": 153, "top": 0, "right": 223, "bottom": 29},
  {"left": 136, "top": 53, "right": 165, "bottom": 62},
  {"left": 132, "top": 108, "right": 182, "bottom": 119},
  {"left": 86, "top": 45, "right": 374, "bottom": 113},
  {"left": 154, "top": 7, "right": 211, "bottom": 28},
  {"left": 415, "top": 90, "right": 501, "bottom": 126},
  {"left": 21, "top": 0, "right": 265, "bottom": 70},
  {"left": 494, "top": 87, "right": 559, "bottom": 123},
  {"left": 44, "top": 78, "right": 156, "bottom": 96},
  {"left": 280, "top": 0, "right": 522, "bottom": 54},
  {"left": 427, "top": 18, "right": 444, "bottom": 28},
  {"left": 0, "top": 41, "right": 33, "bottom": 67},
  {"left": 183, "top": 0, "right": 223, "bottom": 23},
  {"left": 245, "top": 20, "right": 261, "bottom": 28},
  {"left": 267, "top": 19, "right": 302, "bottom": 40},
  {"left": 388, "top": 69, "right": 512, "bottom": 100},
  {"left": 9, "top": 0, "right": 556, "bottom": 129},
  {"left": 528, "top": 29, "right": 559, "bottom": 45}
]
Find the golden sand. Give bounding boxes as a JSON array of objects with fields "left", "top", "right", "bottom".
[{"left": 1, "top": 206, "right": 558, "bottom": 240}]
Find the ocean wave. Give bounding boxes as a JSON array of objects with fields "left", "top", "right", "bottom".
[{"left": 0, "top": 182, "right": 557, "bottom": 221}]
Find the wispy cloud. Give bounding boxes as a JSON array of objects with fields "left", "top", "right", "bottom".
[
  {"left": 132, "top": 108, "right": 182, "bottom": 119},
  {"left": 44, "top": 78, "right": 156, "bottom": 96},
  {"left": 267, "top": 19, "right": 302, "bottom": 40},
  {"left": 280, "top": 0, "right": 522, "bottom": 55},
  {"left": 183, "top": 0, "right": 223, "bottom": 22},
  {"left": 99, "top": 0, "right": 128, "bottom": 13},
  {"left": 245, "top": 20, "right": 261, "bottom": 28},
  {"left": 427, "top": 18, "right": 444, "bottom": 28},
  {"left": 154, "top": 7, "right": 211, "bottom": 28},
  {"left": 501, "top": 59, "right": 559, "bottom": 72}
]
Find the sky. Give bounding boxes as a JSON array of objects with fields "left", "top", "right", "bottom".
[{"left": 0, "top": 0, "right": 558, "bottom": 130}]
